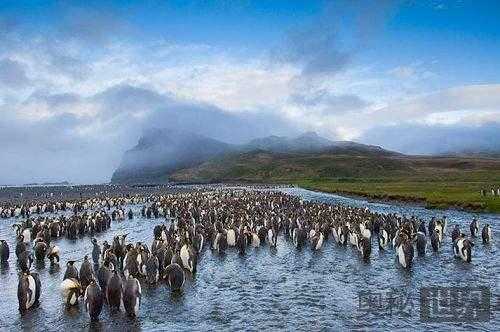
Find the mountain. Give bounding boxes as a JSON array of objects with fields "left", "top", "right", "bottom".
[
  {"left": 242, "top": 131, "right": 398, "bottom": 156},
  {"left": 111, "top": 130, "right": 399, "bottom": 183},
  {"left": 111, "top": 128, "right": 233, "bottom": 183}
]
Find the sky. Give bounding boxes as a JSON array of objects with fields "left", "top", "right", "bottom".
[{"left": 1, "top": 0, "right": 499, "bottom": 184}]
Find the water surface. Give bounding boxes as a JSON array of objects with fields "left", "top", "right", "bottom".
[{"left": 0, "top": 188, "right": 498, "bottom": 331}]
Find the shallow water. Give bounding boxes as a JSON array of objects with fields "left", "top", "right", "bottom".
[{"left": 0, "top": 188, "right": 498, "bottom": 331}]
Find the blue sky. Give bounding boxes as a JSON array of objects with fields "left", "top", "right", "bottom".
[{"left": 0, "top": 1, "right": 499, "bottom": 183}]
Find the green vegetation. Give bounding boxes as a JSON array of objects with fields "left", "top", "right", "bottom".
[
  {"left": 170, "top": 151, "right": 500, "bottom": 213},
  {"left": 296, "top": 178, "right": 500, "bottom": 213}
]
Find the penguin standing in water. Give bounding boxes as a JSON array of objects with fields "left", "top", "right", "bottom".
[
  {"left": 64, "top": 261, "right": 79, "bottom": 280},
  {"left": 79, "top": 256, "right": 94, "bottom": 293},
  {"left": 106, "top": 270, "right": 123, "bottom": 311},
  {"left": 396, "top": 237, "right": 414, "bottom": 268},
  {"left": 470, "top": 218, "right": 479, "bottom": 237},
  {"left": 236, "top": 228, "right": 247, "bottom": 255},
  {"left": 60, "top": 278, "right": 82, "bottom": 306},
  {"left": 430, "top": 230, "right": 441, "bottom": 252},
  {"left": 164, "top": 263, "right": 185, "bottom": 292},
  {"left": 416, "top": 232, "right": 426, "bottom": 256},
  {"left": 357, "top": 237, "right": 371, "bottom": 261},
  {"left": 16, "top": 235, "right": 27, "bottom": 259},
  {"left": 18, "top": 272, "right": 41, "bottom": 312},
  {"left": 84, "top": 280, "right": 104, "bottom": 321},
  {"left": 482, "top": 224, "right": 492, "bottom": 244},
  {"left": 180, "top": 241, "right": 197, "bottom": 274},
  {"left": 0, "top": 240, "right": 9, "bottom": 263},
  {"left": 91, "top": 239, "right": 101, "bottom": 266},
  {"left": 451, "top": 225, "right": 461, "bottom": 243},
  {"left": 18, "top": 251, "right": 33, "bottom": 272},
  {"left": 454, "top": 235, "right": 474, "bottom": 262},
  {"left": 310, "top": 230, "right": 324, "bottom": 251},
  {"left": 123, "top": 275, "right": 142, "bottom": 318},
  {"left": 378, "top": 227, "right": 389, "bottom": 250},
  {"left": 292, "top": 225, "right": 306, "bottom": 249},
  {"left": 97, "top": 261, "right": 112, "bottom": 294},
  {"left": 33, "top": 239, "right": 48, "bottom": 261},
  {"left": 267, "top": 225, "right": 278, "bottom": 248},
  {"left": 145, "top": 254, "right": 159, "bottom": 284}
]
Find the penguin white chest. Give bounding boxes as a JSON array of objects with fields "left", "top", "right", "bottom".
[
  {"left": 251, "top": 234, "right": 260, "bottom": 247},
  {"left": 227, "top": 230, "right": 236, "bottom": 247},
  {"left": 397, "top": 245, "right": 407, "bottom": 268},
  {"left": 315, "top": 234, "right": 324, "bottom": 250},
  {"left": 27, "top": 276, "right": 36, "bottom": 309},
  {"left": 180, "top": 246, "right": 191, "bottom": 271}
]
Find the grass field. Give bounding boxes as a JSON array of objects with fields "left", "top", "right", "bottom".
[{"left": 295, "top": 178, "right": 500, "bottom": 213}]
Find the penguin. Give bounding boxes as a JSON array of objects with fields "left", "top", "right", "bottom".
[
  {"left": 180, "top": 243, "right": 197, "bottom": 274},
  {"left": 251, "top": 232, "right": 261, "bottom": 248},
  {"left": 84, "top": 280, "right": 104, "bottom": 321},
  {"left": 122, "top": 275, "right": 142, "bottom": 318},
  {"left": 378, "top": 227, "right": 389, "bottom": 250},
  {"left": 16, "top": 235, "right": 27, "bottom": 259},
  {"left": 430, "top": 229, "right": 441, "bottom": 252},
  {"left": 416, "top": 231, "right": 426, "bottom": 256},
  {"left": 418, "top": 221, "right": 427, "bottom": 236},
  {"left": 481, "top": 224, "right": 492, "bottom": 244},
  {"left": 454, "top": 236, "right": 474, "bottom": 262},
  {"left": 267, "top": 227, "right": 277, "bottom": 248},
  {"left": 97, "top": 262, "right": 112, "bottom": 294},
  {"left": 434, "top": 219, "right": 447, "bottom": 243},
  {"left": 236, "top": 228, "right": 247, "bottom": 255},
  {"left": 128, "top": 209, "right": 133, "bottom": 220},
  {"left": 17, "top": 272, "right": 41, "bottom": 312},
  {"left": 63, "top": 261, "right": 79, "bottom": 281},
  {"left": 226, "top": 228, "right": 236, "bottom": 247},
  {"left": 60, "top": 278, "right": 82, "bottom": 306},
  {"left": 33, "top": 239, "right": 48, "bottom": 261},
  {"left": 79, "top": 256, "right": 94, "bottom": 293},
  {"left": 470, "top": 218, "right": 479, "bottom": 237},
  {"left": 145, "top": 254, "right": 159, "bottom": 284},
  {"left": 0, "top": 240, "right": 9, "bottom": 263},
  {"left": 311, "top": 231, "right": 324, "bottom": 251},
  {"left": 123, "top": 248, "right": 140, "bottom": 279},
  {"left": 357, "top": 237, "right": 371, "bottom": 261},
  {"left": 18, "top": 251, "right": 33, "bottom": 272},
  {"left": 396, "top": 239, "right": 414, "bottom": 268},
  {"left": 46, "top": 245, "right": 60, "bottom": 265},
  {"left": 106, "top": 270, "right": 123, "bottom": 311},
  {"left": 292, "top": 228, "right": 306, "bottom": 249},
  {"left": 451, "top": 225, "right": 461, "bottom": 243},
  {"left": 164, "top": 263, "right": 185, "bottom": 292},
  {"left": 91, "top": 238, "right": 101, "bottom": 266}
]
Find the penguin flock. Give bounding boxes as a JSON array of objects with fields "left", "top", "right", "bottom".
[{"left": 0, "top": 187, "right": 495, "bottom": 322}]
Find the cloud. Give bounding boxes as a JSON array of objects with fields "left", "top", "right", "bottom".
[
  {"left": 360, "top": 122, "right": 500, "bottom": 155},
  {"left": 0, "top": 58, "right": 30, "bottom": 88},
  {"left": 371, "top": 84, "right": 500, "bottom": 124},
  {"left": 291, "top": 90, "right": 370, "bottom": 114},
  {"left": 277, "top": 22, "right": 351, "bottom": 77}
]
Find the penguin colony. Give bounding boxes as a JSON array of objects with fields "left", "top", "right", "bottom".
[{"left": 0, "top": 188, "right": 494, "bottom": 322}]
